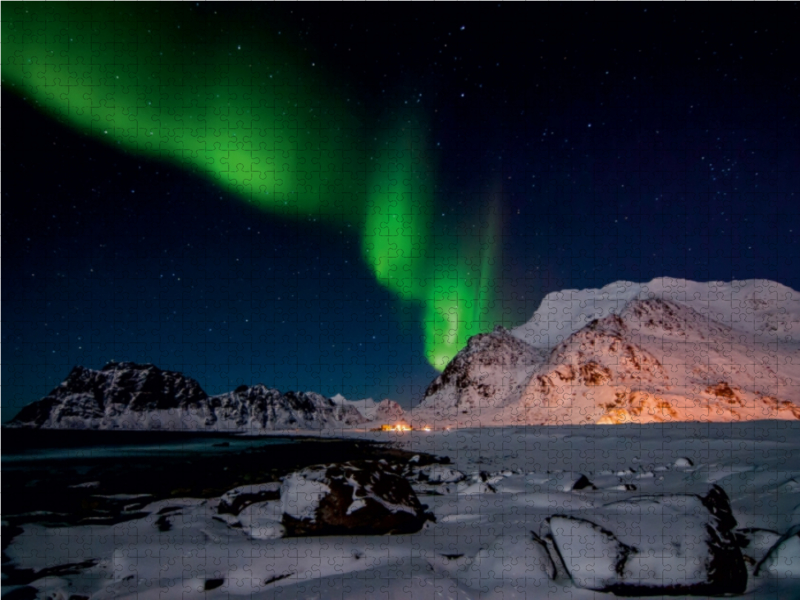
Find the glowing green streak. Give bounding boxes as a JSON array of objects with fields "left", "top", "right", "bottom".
[
  {"left": 423, "top": 202, "right": 500, "bottom": 370},
  {"left": 3, "top": 3, "right": 502, "bottom": 370},
  {"left": 3, "top": 3, "right": 363, "bottom": 220},
  {"left": 363, "top": 118, "right": 433, "bottom": 301}
]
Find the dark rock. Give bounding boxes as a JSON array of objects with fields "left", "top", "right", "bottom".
[
  {"left": 264, "top": 573, "right": 294, "bottom": 586},
  {"left": 203, "top": 579, "right": 225, "bottom": 591},
  {"left": 571, "top": 474, "right": 597, "bottom": 491},
  {"left": 1, "top": 587, "right": 38, "bottom": 600},
  {"left": 154, "top": 515, "right": 172, "bottom": 532},
  {"left": 280, "top": 460, "right": 431, "bottom": 536},
  {"left": 697, "top": 484, "right": 747, "bottom": 592},
  {"left": 737, "top": 528, "right": 781, "bottom": 567}
]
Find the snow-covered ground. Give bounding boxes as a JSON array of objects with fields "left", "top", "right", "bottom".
[{"left": 6, "top": 421, "right": 800, "bottom": 599}]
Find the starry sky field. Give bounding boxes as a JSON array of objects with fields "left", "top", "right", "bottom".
[{"left": 3, "top": 4, "right": 799, "bottom": 421}]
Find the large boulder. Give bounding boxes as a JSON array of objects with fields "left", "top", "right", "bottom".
[
  {"left": 280, "top": 460, "right": 431, "bottom": 536},
  {"left": 542, "top": 485, "right": 747, "bottom": 595}
]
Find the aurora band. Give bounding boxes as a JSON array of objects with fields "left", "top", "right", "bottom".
[{"left": 2, "top": 3, "right": 501, "bottom": 370}]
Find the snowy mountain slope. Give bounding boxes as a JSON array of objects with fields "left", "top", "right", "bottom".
[
  {"left": 204, "top": 385, "right": 367, "bottom": 430},
  {"left": 372, "top": 398, "right": 406, "bottom": 422},
  {"left": 411, "top": 278, "right": 800, "bottom": 427},
  {"left": 511, "top": 277, "right": 800, "bottom": 348},
  {"left": 415, "top": 325, "right": 548, "bottom": 420},
  {"left": 8, "top": 362, "right": 368, "bottom": 431},
  {"left": 8, "top": 362, "right": 209, "bottom": 428},
  {"left": 330, "top": 395, "right": 406, "bottom": 423}
]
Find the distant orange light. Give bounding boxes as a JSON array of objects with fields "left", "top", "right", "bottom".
[{"left": 381, "top": 422, "right": 412, "bottom": 431}]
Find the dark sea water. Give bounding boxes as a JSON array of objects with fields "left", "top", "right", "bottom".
[
  {"left": 2, "top": 428, "right": 303, "bottom": 462},
  {"left": 1, "top": 429, "right": 408, "bottom": 527}
]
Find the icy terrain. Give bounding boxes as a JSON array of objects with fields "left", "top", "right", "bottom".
[{"left": 5, "top": 422, "right": 800, "bottom": 599}]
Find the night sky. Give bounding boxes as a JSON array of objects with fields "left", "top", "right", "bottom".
[{"left": 4, "top": 4, "right": 800, "bottom": 422}]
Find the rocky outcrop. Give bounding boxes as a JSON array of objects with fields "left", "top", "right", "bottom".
[
  {"left": 416, "top": 326, "right": 545, "bottom": 417},
  {"left": 280, "top": 460, "right": 432, "bottom": 536}
]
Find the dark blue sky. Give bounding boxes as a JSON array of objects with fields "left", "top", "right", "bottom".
[{"left": 4, "top": 4, "right": 799, "bottom": 421}]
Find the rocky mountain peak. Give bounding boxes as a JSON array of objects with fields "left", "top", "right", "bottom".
[
  {"left": 9, "top": 365, "right": 367, "bottom": 431},
  {"left": 412, "top": 279, "right": 800, "bottom": 427},
  {"left": 417, "top": 325, "right": 546, "bottom": 416}
]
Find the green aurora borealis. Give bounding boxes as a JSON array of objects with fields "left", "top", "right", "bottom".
[{"left": 3, "top": 3, "right": 502, "bottom": 370}]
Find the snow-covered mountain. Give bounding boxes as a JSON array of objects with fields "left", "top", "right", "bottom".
[
  {"left": 411, "top": 278, "right": 800, "bottom": 427},
  {"left": 8, "top": 362, "right": 368, "bottom": 431},
  {"left": 417, "top": 325, "right": 548, "bottom": 418},
  {"left": 330, "top": 395, "right": 406, "bottom": 423},
  {"left": 10, "top": 278, "right": 800, "bottom": 430}
]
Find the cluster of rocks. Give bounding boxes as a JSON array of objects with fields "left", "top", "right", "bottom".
[
  {"left": 210, "top": 459, "right": 435, "bottom": 540},
  {"left": 211, "top": 455, "right": 800, "bottom": 597}
]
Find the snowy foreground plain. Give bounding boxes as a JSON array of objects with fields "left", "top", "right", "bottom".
[{"left": 6, "top": 422, "right": 800, "bottom": 600}]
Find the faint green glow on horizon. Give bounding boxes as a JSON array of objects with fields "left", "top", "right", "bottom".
[{"left": 3, "top": 3, "right": 503, "bottom": 371}]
